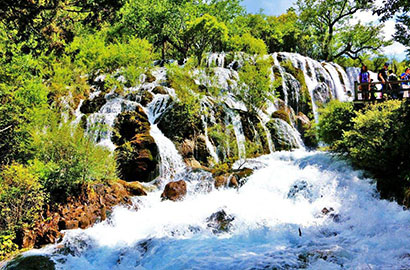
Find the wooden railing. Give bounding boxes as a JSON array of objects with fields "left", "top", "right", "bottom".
[{"left": 353, "top": 80, "right": 410, "bottom": 102}]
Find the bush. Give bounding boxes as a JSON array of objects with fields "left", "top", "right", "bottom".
[
  {"left": 29, "top": 121, "right": 116, "bottom": 201},
  {"left": 228, "top": 33, "right": 268, "bottom": 55},
  {"left": 317, "top": 100, "right": 355, "bottom": 149},
  {"left": 340, "top": 101, "right": 408, "bottom": 200},
  {"left": 320, "top": 100, "right": 410, "bottom": 204},
  {"left": 0, "top": 163, "right": 45, "bottom": 258}
]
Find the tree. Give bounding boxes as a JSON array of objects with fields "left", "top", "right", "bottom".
[
  {"left": 183, "top": 14, "right": 229, "bottom": 65},
  {"left": 376, "top": 0, "right": 410, "bottom": 55},
  {"left": 236, "top": 57, "right": 275, "bottom": 114},
  {"left": 0, "top": 0, "right": 124, "bottom": 54},
  {"left": 296, "top": 0, "right": 389, "bottom": 61}
]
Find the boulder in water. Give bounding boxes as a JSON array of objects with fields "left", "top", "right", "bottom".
[
  {"left": 4, "top": 255, "right": 55, "bottom": 270},
  {"left": 267, "top": 118, "right": 300, "bottom": 151},
  {"left": 112, "top": 107, "right": 150, "bottom": 145},
  {"left": 161, "top": 180, "right": 187, "bottom": 201},
  {"left": 152, "top": 86, "right": 167, "bottom": 95},
  {"left": 145, "top": 71, "right": 156, "bottom": 83},
  {"left": 206, "top": 209, "right": 235, "bottom": 233},
  {"left": 214, "top": 174, "right": 238, "bottom": 189},
  {"left": 113, "top": 107, "right": 160, "bottom": 182},
  {"left": 80, "top": 94, "right": 106, "bottom": 114},
  {"left": 140, "top": 91, "right": 154, "bottom": 107}
]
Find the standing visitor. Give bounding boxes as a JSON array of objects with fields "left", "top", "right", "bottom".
[
  {"left": 388, "top": 70, "right": 400, "bottom": 99},
  {"left": 358, "top": 65, "right": 371, "bottom": 100},
  {"left": 378, "top": 62, "right": 389, "bottom": 99},
  {"left": 401, "top": 67, "right": 410, "bottom": 98}
]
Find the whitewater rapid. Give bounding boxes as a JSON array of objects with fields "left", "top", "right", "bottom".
[{"left": 23, "top": 150, "right": 410, "bottom": 270}]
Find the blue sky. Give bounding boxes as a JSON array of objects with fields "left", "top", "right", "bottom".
[{"left": 242, "top": 0, "right": 294, "bottom": 16}]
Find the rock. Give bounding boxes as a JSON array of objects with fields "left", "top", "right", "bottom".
[
  {"left": 145, "top": 71, "right": 156, "bottom": 83},
  {"left": 80, "top": 95, "right": 106, "bottom": 114},
  {"left": 115, "top": 137, "right": 160, "bottom": 182},
  {"left": 112, "top": 107, "right": 150, "bottom": 145},
  {"left": 214, "top": 174, "right": 238, "bottom": 189},
  {"left": 113, "top": 108, "right": 160, "bottom": 183},
  {"left": 267, "top": 118, "right": 300, "bottom": 151},
  {"left": 295, "top": 112, "right": 317, "bottom": 148},
  {"left": 140, "top": 91, "right": 154, "bottom": 107},
  {"left": 152, "top": 86, "right": 167, "bottom": 95},
  {"left": 118, "top": 180, "right": 147, "bottom": 196},
  {"left": 161, "top": 180, "right": 187, "bottom": 201},
  {"left": 232, "top": 168, "right": 254, "bottom": 187},
  {"left": 184, "top": 158, "right": 203, "bottom": 170},
  {"left": 4, "top": 255, "right": 55, "bottom": 270},
  {"left": 194, "top": 135, "right": 212, "bottom": 165},
  {"left": 180, "top": 139, "right": 195, "bottom": 158},
  {"left": 157, "top": 102, "right": 203, "bottom": 143},
  {"left": 287, "top": 180, "right": 312, "bottom": 200},
  {"left": 272, "top": 110, "right": 291, "bottom": 125},
  {"left": 206, "top": 210, "right": 235, "bottom": 233}
]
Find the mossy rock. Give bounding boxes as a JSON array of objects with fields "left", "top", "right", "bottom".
[
  {"left": 140, "top": 91, "right": 154, "bottom": 107},
  {"left": 112, "top": 107, "right": 150, "bottom": 145},
  {"left": 267, "top": 119, "right": 300, "bottom": 151},
  {"left": 272, "top": 110, "right": 291, "bottom": 125},
  {"left": 5, "top": 255, "right": 55, "bottom": 270},
  {"left": 157, "top": 102, "right": 203, "bottom": 143},
  {"left": 145, "top": 71, "right": 156, "bottom": 83},
  {"left": 115, "top": 136, "right": 159, "bottom": 183},
  {"left": 152, "top": 86, "right": 167, "bottom": 95},
  {"left": 80, "top": 95, "right": 106, "bottom": 114}
]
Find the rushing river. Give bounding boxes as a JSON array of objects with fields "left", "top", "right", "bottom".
[{"left": 22, "top": 150, "right": 410, "bottom": 270}]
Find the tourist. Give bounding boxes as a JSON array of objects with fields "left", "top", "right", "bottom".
[
  {"left": 378, "top": 62, "right": 389, "bottom": 98},
  {"left": 401, "top": 67, "right": 410, "bottom": 98},
  {"left": 388, "top": 70, "right": 400, "bottom": 99},
  {"left": 358, "top": 65, "right": 371, "bottom": 100}
]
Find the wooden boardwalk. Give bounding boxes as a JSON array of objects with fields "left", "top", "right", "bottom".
[{"left": 353, "top": 80, "right": 410, "bottom": 104}]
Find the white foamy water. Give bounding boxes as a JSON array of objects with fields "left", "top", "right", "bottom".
[{"left": 22, "top": 150, "right": 410, "bottom": 270}]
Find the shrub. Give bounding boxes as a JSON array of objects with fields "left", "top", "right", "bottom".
[
  {"left": 340, "top": 101, "right": 407, "bottom": 200},
  {"left": 317, "top": 100, "right": 355, "bottom": 149},
  {"left": 29, "top": 121, "right": 116, "bottom": 201},
  {"left": 228, "top": 33, "right": 268, "bottom": 55},
  {"left": 0, "top": 163, "right": 45, "bottom": 247}
]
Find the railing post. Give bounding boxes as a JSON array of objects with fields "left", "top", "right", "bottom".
[{"left": 354, "top": 81, "right": 358, "bottom": 101}]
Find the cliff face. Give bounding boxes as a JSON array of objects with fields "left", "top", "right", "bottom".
[{"left": 72, "top": 52, "right": 352, "bottom": 178}]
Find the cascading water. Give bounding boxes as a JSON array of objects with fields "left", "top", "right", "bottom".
[
  {"left": 20, "top": 151, "right": 410, "bottom": 269},
  {"left": 9, "top": 52, "right": 404, "bottom": 270}
]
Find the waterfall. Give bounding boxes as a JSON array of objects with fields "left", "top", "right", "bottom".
[
  {"left": 145, "top": 95, "right": 186, "bottom": 181},
  {"left": 324, "top": 63, "right": 348, "bottom": 101},
  {"left": 23, "top": 151, "right": 410, "bottom": 269},
  {"left": 225, "top": 108, "right": 247, "bottom": 160}
]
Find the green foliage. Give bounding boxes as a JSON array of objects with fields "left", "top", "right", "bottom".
[
  {"left": 184, "top": 14, "right": 229, "bottom": 65},
  {"left": 0, "top": 163, "right": 45, "bottom": 231},
  {"left": 341, "top": 101, "right": 402, "bottom": 173},
  {"left": 28, "top": 121, "right": 116, "bottom": 201},
  {"left": 319, "top": 100, "right": 410, "bottom": 204},
  {"left": 317, "top": 100, "right": 355, "bottom": 149},
  {"left": 296, "top": 0, "right": 389, "bottom": 61},
  {"left": 209, "top": 124, "right": 238, "bottom": 164},
  {"left": 236, "top": 57, "right": 276, "bottom": 114},
  {"left": 68, "top": 31, "right": 154, "bottom": 77},
  {"left": 166, "top": 60, "right": 202, "bottom": 115},
  {"left": 228, "top": 33, "right": 267, "bottom": 55},
  {"left": 0, "top": 233, "right": 18, "bottom": 261}
]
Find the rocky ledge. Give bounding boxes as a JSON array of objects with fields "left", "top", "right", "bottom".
[{"left": 15, "top": 180, "right": 147, "bottom": 250}]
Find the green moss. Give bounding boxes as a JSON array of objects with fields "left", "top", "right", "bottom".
[{"left": 272, "top": 110, "right": 291, "bottom": 125}]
